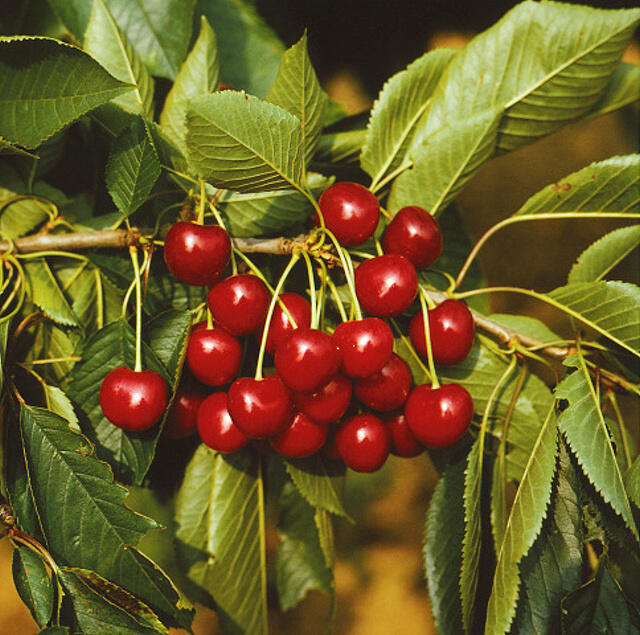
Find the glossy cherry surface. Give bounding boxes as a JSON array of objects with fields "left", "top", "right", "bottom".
[
  {"left": 264, "top": 292, "right": 311, "bottom": 354},
  {"left": 197, "top": 392, "right": 248, "bottom": 452},
  {"left": 100, "top": 367, "right": 168, "bottom": 432},
  {"left": 404, "top": 383, "right": 474, "bottom": 448},
  {"left": 293, "top": 373, "right": 352, "bottom": 424},
  {"left": 227, "top": 375, "right": 292, "bottom": 438},
  {"left": 382, "top": 206, "right": 442, "bottom": 269},
  {"left": 164, "top": 222, "right": 231, "bottom": 286},
  {"left": 332, "top": 317, "right": 393, "bottom": 378},
  {"left": 317, "top": 182, "right": 380, "bottom": 247},
  {"left": 384, "top": 411, "right": 424, "bottom": 457},
  {"left": 186, "top": 323, "right": 242, "bottom": 386},
  {"left": 335, "top": 413, "right": 390, "bottom": 472},
  {"left": 163, "top": 387, "right": 205, "bottom": 439},
  {"left": 274, "top": 328, "right": 341, "bottom": 393},
  {"left": 354, "top": 353, "right": 412, "bottom": 411},
  {"left": 269, "top": 411, "right": 329, "bottom": 458},
  {"left": 207, "top": 274, "right": 270, "bottom": 336},
  {"left": 409, "top": 299, "right": 475, "bottom": 365},
  {"left": 355, "top": 254, "right": 418, "bottom": 317}
]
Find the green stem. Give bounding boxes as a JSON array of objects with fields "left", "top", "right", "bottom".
[
  {"left": 419, "top": 291, "right": 439, "bottom": 388},
  {"left": 206, "top": 193, "right": 238, "bottom": 274},
  {"left": 197, "top": 181, "right": 206, "bottom": 225},
  {"left": 326, "top": 275, "right": 348, "bottom": 323},
  {"left": 129, "top": 247, "right": 143, "bottom": 373},
  {"left": 300, "top": 250, "right": 317, "bottom": 328},
  {"left": 607, "top": 391, "right": 633, "bottom": 469},
  {"left": 16, "top": 251, "right": 88, "bottom": 263},
  {"left": 389, "top": 317, "right": 431, "bottom": 379},
  {"left": 370, "top": 160, "right": 412, "bottom": 195}
]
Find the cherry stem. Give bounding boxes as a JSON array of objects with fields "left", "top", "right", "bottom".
[
  {"left": 129, "top": 246, "right": 143, "bottom": 373},
  {"left": 606, "top": 391, "right": 632, "bottom": 469},
  {"left": 326, "top": 274, "right": 348, "bottom": 323},
  {"left": 197, "top": 181, "right": 206, "bottom": 225},
  {"left": 369, "top": 160, "right": 412, "bottom": 195},
  {"left": 300, "top": 250, "right": 318, "bottom": 328},
  {"left": 389, "top": 317, "right": 431, "bottom": 379},
  {"left": 316, "top": 259, "right": 329, "bottom": 329},
  {"left": 419, "top": 291, "right": 440, "bottom": 389},
  {"left": 205, "top": 194, "right": 238, "bottom": 274}
]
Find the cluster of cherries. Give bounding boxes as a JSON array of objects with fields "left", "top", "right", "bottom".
[{"left": 99, "top": 182, "right": 475, "bottom": 473}]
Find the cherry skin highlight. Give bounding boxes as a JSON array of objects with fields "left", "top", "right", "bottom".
[
  {"left": 384, "top": 411, "right": 424, "bottom": 457},
  {"left": 100, "top": 367, "right": 168, "bottom": 432},
  {"left": 335, "top": 413, "right": 390, "bottom": 473},
  {"left": 163, "top": 387, "right": 205, "bottom": 439},
  {"left": 332, "top": 317, "right": 393, "bottom": 378},
  {"left": 354, "top": 353, "right": 412, "bottom": 412},
  {"left": 186, "top": 323, "right": 242, "bottom": 386},
  {"left": 293, "top": 373, "right": 352, "bottom": 424},
  {"left": 269, "top": 411, "right": 329, "bottom": 458},
  {"left": 197, "top": 392, "right": 249, "bottom": 453},
  {"left": 263, "top": 292, "right": 311, "bottom": 354}
]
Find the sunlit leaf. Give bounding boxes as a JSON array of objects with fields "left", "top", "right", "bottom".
[{"left": 12, "top": 547, "right": 54, "bottom": 627}]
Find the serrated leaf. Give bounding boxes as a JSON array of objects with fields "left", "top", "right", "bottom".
[
  {"left": 18, "top": 405, "right": 192, "bottom": 629},
  {"left": 312, "top": 129, "right": 365, "bottom": 169},
  {"left": 485, "top": 404, "right": 558, "bottom": 635},
  {"left": 186, "top": 91, "right": 304, "bottom": 192},
  {"left": 105, "top": 117, "right": 161, "bottom": 217},
  {"left": 47, "top": 0, "right": 93, "bottom": 40},
  {"left": 44, "top": 385, "right": 79, "bottom": 432},
  {"left": 84, "top": 0, "right": 154, "bottom": 118},
  {"left": 490, "top": 442, "right": 508, "bottom": 558},
  {"left": 586, "top": 62, "right": 640, "bottom": 119},
  {"left": 569, "top": 225, "right": 640, "bottom": 284},
  {"left": 267, "top": 32, "right": 328, "bottom": 167},
  {"left": 556, "top": 355, "right": 638, "bottom": 537},
  {"left": 489, "top": 314, "right": 562, "bottom": 345},
  {"left": 0, "top": 36, "right": 131, "bottom": 148},
  {"left": 626, "top": 455, "right": 640, "bottom": 510},
  {"left": 145, "top": 309, "right": 191, "bottom": 377},
  {"left": 12, "top": 546, "right": 54, "bottom": 627},
  {"left": 174, "top": 445, "right": 267, "bottom": 635},
  {"left": 314, "top": 508, "right": 335, "bottom": 569},
  {"left": 159, "top": 16, "right": 218, "bottom": 153}
]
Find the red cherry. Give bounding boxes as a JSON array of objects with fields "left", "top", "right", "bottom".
[
  {"left": 323, "top": 432, "right": 342, "bottom": 462},
  {"left": 332, "top": 317, "right": 393, "bottom": 378},
  {"left": 186, "top": 323, "right": 242, "bottom": 386},
  {"left": 274, "top": 328, "right": 341, "bottom": 393},
  {"left": 335, "top": 413, "right": 390, "bottom": 472},
  {"left": 293, "top": 373, "right": 352, "bottom": 424},
  {"left": 227, "top": 375, "right": 292, "bottom": 438},
  {"left": 197, "top": 392, "right": 249, "bottom": 452},
  {"left": 404, "top": 383, "right": 474, "bottom": 448},
  {"left": 164, "top": 222, "right": 231, "bottom": 286},
  {"left": 316, "top": 182, "right": 380, "bottom": 247},
  {"left": 269, "top": 411, "right": 329, "bottom": 458},
  {"left": 207, "top": 274, "right": 270, "bottom": 336},
  {"left": 409, "top": 299, "right": 475, "bottom": 365},
  {"left": 384, "top": 411, "right": 423, "bottom": 457},
  {"left": 263, "top": 292, "right": 311, "bottom": 354},
  {"left": 354, "top": 353, "right": 411, "bottom": 411},
  {"left": 164, "top": 387, "right": 205, "bottom": 439},
  {"left": 99, "top": 367, "right": 167, "bottom": 432},
  {"left": 355, "top": 254, "right": 418, "bottom": 317},
  {"left": 382, "top": 206, "right": 442, "bottom": 269}
]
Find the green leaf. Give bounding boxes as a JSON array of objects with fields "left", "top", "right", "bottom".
[
  {"left": 312, "top": 129, "right": 365, "bottom": 170},
  {"left": 12, "top": 546, "right": 54, "bottom": 627},
  {"left": 83, "top": 0, "right": 154, "bottom": 118},
  {"left": 37, "top": 627, "right": 70, "bottom": 635},
  {"left": 44, "top": 385, "right": 80, "bottom": 432},
  {"left": 174, "top": 445, "right": 268, "bottom": 635},
  {"left": 267, "top": 32, "right": 328, "bottom": 167},
  {"left": 489, "top": 314, "right": 562, "bottom": 345},
  {"left": 0, "top": 36, "right": 131, "bottom": 148},
  {"left": 361, "top": 48, "right": 456, "bottom": 190},
  {"left": 626, "top": 455, "right": 640, "bottom": 510},
  {"left": 485, "top": 405, "right": 558, "bottom": 635},
  {"left": 314, "top": 508, "right": 335, "bottom": 570},
  {"left": 105, "top": 117, "right": 161, "bottom": 218},
  {"left": 186, "top": 91, "right": 304, "bottom": 192},
  {"left": 585, "top": 62, "right": 640, "bottom": 120},
  {"left": 569, "top": 225, "right": 640, "bottom": 284},
  {"left": 18, "top": 405, "right": 192, "bottom": 630},
  {"left": 145, "top": 309, "right": 191, "bottom": 378},
  {"left": 47, "top": 0, "right": 93, "bottom": 40},
  {"left": 556, "top": 355, "right": 638, "bottom": 537},
  {"left": 159, "top": 16, "right": 218, "bottom": 154}
]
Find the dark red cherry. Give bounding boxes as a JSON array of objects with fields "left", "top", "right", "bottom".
[
  {"left": 197, "top": 392, "right": 249, "bottom": 452},
  {"left": 293, "top": 373, "right": 352, "bottom": 424},
  {"left": 404, "top": 383, "right": 474, "bottom": 449},
  {"left": 263, "top": 292, "right": 311, "bottom": 354},
  {"left": 384, "top": 411, "right": 424, "bottom": 458},
  {"left": 335, "top": 413, "right": 390, "bottom": 472},
  {"left": 207, "top": 274, "right": 270, "bottom": 336},
  {"left": 323, "top": 432, "right": 342, "bottom": 462},
  {"left": 409, "top": 299, "right": 475, "bottom": 365},
  {"left": 164, "top": 222, "right": 231, "bottom": 286},
  {"left": 269, "top": 411, "right": 329, "bottom": 458},
  {"left": 332, "top": 317, "right": 393, "bottom": 378},
  {"left": 227, "top": 375, "right": 292, "bottom": 438},
  {"left": 100, "top": 367, "right": 168, "bottom": 432},
  {"left": 382, "top": 206, "right": 442, "bottom": 269},
  {"left": 164, "top": 387, "right": 205, "bottom": 439},
  {"left": 274, "top": 328, "right": 341, "bottom": 393},
  {"left": 354, "top": 353, "right": 411, "bottom": 411},
  {"left": 355, "top": 254, "right": 418, "bottom": 317},
  {"left": 186, "top": 323, "right": 242, "bottom": 386},
  {"left": 316, "top": 182, "right": 380, "bottom": 247}
]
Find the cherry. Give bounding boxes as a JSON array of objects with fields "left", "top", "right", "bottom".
[
  {"left": 381, "top": 206, "right": 442, "bottom": 269},
  {"left": 263, "top": 292, "right": 311, "bottom": 354},
  {"left": 323, "top": 431, "right": 342, "bottom": 462},
  {"left": 404, "top": 383, "right": 474, "bottom": 448},
  {"left": 384, "top": 411, "right": 424, "bottom": 457},
  {"left": 100, "top": 367, "right": 168, "bottom": 432},
  {"left": 316, "top": 182, "right": 380, "bottom": 246},
  {"left": 164, "top": 222, "right": 231, "bottom": 286},
  {"left": 197, "top": 392, "right": 249, "bottom": 452},
  {"left": 332, "top": 317, "right": 393, "bottom": 378},
  {"left": 186, "top": 323, "right": 242, "bottom": 386},
  {"left": 354, "top": 353, "right": 411, "bottom": 411},
  {"left": 227, "top": 375, "right": 292, "bottom": 438},
  {"left": 409, "top": 299, "right": 475, "bottom": 365},
  {"left": 207, "top": 274, "right": 270, "bottom": 336},
  {"left": 355, "top": 254, "right": 418, "bottom": 317},
  {"left": 269, "top": 411, "right": 329, "bottom": 458},
  {"left": 163, "top": 387, "right": 205, "bottom": 439},
  {"left": 274, "top": 328, "right": 341, "bottom": 393},
  {"left": 335, "top": 413, "right": 390, "bottom": 472},
  {"left": 293, "top": 373, "right": 352, "bottom": 424}
]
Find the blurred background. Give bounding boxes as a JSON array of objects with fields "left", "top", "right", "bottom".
[{"left": 1, "top": 0, "right": 638, "bottom": 633}]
